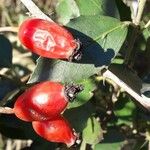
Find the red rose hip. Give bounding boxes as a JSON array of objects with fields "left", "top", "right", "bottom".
[
  {"left": 13, "top": 81, "right": 83, "bottom": 122},
  {"left": 18, "top": 18, "right": 81, "bottom": 61},
  {"left": 32, "top": 116, "right": 77, "bottom": 147}
]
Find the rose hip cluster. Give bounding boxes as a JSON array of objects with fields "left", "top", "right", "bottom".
[
  {"left": 15, "top": 18, "right": 83, "bottom": 147},
  {"left": 13, "top": 81, "right": 83, "bottom": 147}
]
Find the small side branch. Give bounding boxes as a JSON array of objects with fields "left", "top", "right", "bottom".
[
  {"left": 20, "top": 0, "right": 53, "bottom": 22},
  {"left": 0, "top": 27, "right": 18, "bottom": 33},
  {"left": 103, "top": 70, "right": 150, "bottom": 110},
  {"left": 144, "top": 20, "right": 150, "bottom": 29},
  {"left": 0, "top": 107, "right": 14, "bottom": 114},
  {"left": 134, "top": 0, "right": 147, "bottom": 25}
]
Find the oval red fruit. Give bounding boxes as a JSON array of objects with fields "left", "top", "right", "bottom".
[
  {"left": 18, "top": 18, "right": 81, "bottom": 61},
  {"left": 13, "top": 81, "right": 83, "bottom": 122},
  {"left": 32, "top": 116, "right": 77, "bottom": 147}
]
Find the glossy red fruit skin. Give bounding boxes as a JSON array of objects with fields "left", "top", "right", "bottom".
[
  {"left": 32, "top": 116, "right": 77, "bottom": 147},
  {"left": 14, "top": 81, "right": 68, "bottom": 122},
  {"left": 18, "top": 18, "right": 78, "bottom": 60}
]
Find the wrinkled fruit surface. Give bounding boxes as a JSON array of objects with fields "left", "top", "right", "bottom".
[
  {"left": 18, "top": 18, "right": 81, "bottom": 60},
  {"left": 32, "top": 116, "right": 77, "bottom": 147},
  {"left": 14, "top": 81, "right": 68, "bottom": 121}
]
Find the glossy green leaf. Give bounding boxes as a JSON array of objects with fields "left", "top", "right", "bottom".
[
  {"left": 75, "top": 0, "right": 119, "bottom": 18},
  {"left": 67, "top": 16, "right": 128, "bottom": 61},
  {"left": 28, "top": 57, "right": 100, "bottom": 83},
  {"left": 0, "top": 35, "right": 12, "bottom": 68},
  {"left": 29, "top": 15, "right": 128, "bottom": 83},
  {"left": 82, "top": 117, "right": 103, "bottom": 145},
  {"left": 56, "top": 0, "right": 80, "bottom": 25}
]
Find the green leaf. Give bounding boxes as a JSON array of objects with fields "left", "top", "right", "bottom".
[
  {"left": 75, "top": 0, "right": 103, "bottom": 16},
  {"left": 82, "top": 117, "right": 103, "bottom": 145},
  {"left": 94, "top": 142, "right": 123, "bottom": 150},
  {"left": 28, "top": 58, "right": 100, "bottom": 83},
  {"left": 29, "top": 15, "right": 128, "bottom": 83},
  {"left": 67, "top": 16, "right": 128, "bottom": 59},
  {"left": 56, "top": 0, "right": 80, "bottom": 25},
  {"left": 94, "top": 128, "right": 125, "bottom": 150},
  {"left": 75, "top": 0, "right": 119, "bottom": 18},
  {"left": 64, "top": 100, "right": 95, "bottom": 132},
  {"left": 143, "top": 28, "right": 150, "bottom": 41},
  {"left": 0, "top": 35, "right": 12, "bottom": 68},
  {"left": 108, "top": 64, "right": 138, "bottom": 125},
  {"left": 68, "top": 78, "right": 97, "bottom": 108},
  {"left": 114, "top": 95, "right": 136, "bottom": 125}
]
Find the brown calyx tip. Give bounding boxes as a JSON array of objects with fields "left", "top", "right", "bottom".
[
  {"left": 69, "top": 39, "right": 82, "bottom": 61},
  {"left": 64, "top": 84, "right": 84, "bottom": 102}
]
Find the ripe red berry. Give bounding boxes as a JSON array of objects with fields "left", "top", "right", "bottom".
[
  {"left": 32, "top": 116, "right": 77, "bottom": 147},
  {"left": 13, "top": 81, "right": 83, "bottom": 122},
  {"left": 18, "top": 18, "right": 81, "bottom": 61}
]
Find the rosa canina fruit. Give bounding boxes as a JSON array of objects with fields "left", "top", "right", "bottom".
[
  {"left": 32, "top": 116, "right": 77, "bottom": 147},
  {"left": 18, "top": 18, "right": 81, "bottom": 61},
  {"left": 13, "top": 81, "right": 83, "bottom": 122}
]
